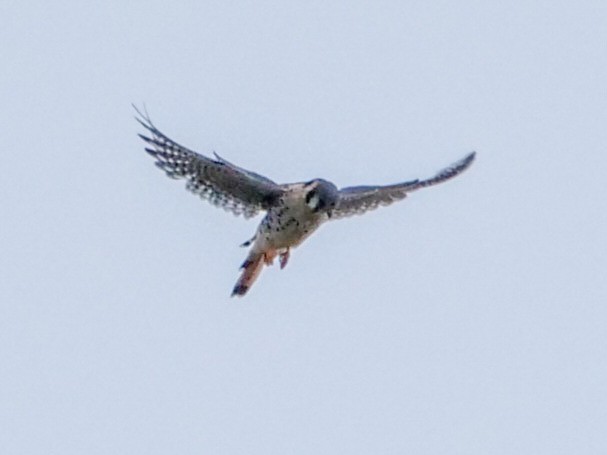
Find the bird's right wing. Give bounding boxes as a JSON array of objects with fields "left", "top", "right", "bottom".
[
  {"left": 331, "top": 152, "right": 475, "bottom": 219},
  {"left": 135, "top": 107, "right": 284, "bottom": 218}
]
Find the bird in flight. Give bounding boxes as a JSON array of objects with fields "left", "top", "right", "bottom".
[{"left": 135, "top": 108, "right": 475, "bottom": 297}]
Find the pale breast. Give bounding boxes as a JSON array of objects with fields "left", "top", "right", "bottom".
[{"left": 257, "top": 186, "right": 326, "bottom": 249}]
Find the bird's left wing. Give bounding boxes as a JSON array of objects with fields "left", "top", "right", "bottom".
[
  {"left": 331, "top": 152, "right": 475, "bottom": 219},
  {"left": 135, "top": 107, "right": 284, "bottom": 218}
]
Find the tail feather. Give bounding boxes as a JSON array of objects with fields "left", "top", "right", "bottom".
[{"left": 232, "top": 253, "right": 265, "bottom": 297}]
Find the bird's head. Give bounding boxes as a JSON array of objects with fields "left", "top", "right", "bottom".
[{"left": 304, "top": 179, "right": 339, "bottom": 217}]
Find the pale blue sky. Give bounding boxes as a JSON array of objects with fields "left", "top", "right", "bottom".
[{"left": 1, "top": 1, "right": 606, "bottom": 454}]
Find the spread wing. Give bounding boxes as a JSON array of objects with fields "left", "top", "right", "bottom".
[
  {"left": 135, "top": 107, "right": 284, "bottom": 218},
  {"left": 331, "top": 152, "right": 475, "bottom": 219}
]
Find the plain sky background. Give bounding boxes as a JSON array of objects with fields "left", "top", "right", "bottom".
[{"left": 1, "top": 1, "right": 606, "bottom": 454}]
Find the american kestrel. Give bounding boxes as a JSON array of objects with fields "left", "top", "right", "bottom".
[{"left": 135, "top": 108, "right": 475, "bottom": 297}]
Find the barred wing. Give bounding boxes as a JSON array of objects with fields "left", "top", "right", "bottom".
[
  {"left": 136, "top": 107, "right": 284, "bottom": 218},
  {"left": 332, "top": 152, "right": 475, "bottom": 219}
]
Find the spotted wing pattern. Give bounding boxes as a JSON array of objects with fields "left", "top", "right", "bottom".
[
  {"left": 136, "top": 108, "right": 284, "bottom": 218},
  {"left": 332, "top": 152, "right": 475, "bottom": 219}
]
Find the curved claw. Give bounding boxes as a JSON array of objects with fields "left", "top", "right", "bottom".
[{"left": 279, "top": 249, "right": 290, "bottom": 269}]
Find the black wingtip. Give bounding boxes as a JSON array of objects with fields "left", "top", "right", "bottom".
[
  {"left": 416, "top": 151, "right": 477, "bottom": 189},
  {"left": 132, "top": 103, "right": 149, "bottom": 120},
  {"left": 133, "top": 103, "right": 157, "bottom": 133},
  {"left": 456, "top": 151, "right": 477, "bottom": 173},
  {"left": 134, "top": 116, "right": 150, "bottom": 130},
  {"left": 448, "top": 151, "right": 477, "bottom": 173},
  {"left": 138, "top": 133, "right": 153, "bottom": 143}
]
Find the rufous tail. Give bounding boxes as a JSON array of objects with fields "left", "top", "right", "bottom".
[{"left": 231, "top": 252, "right": 265, "bottom": 297}]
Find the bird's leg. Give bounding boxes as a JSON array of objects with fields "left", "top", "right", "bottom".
[
  {"left": 263, "top": 249, "right": 277, "bottom": 266},
  {"left": 279, "top": 248, "right": 290, "bottom": 269}
]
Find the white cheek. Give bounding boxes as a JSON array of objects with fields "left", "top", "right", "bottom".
[{"left": 306, "top": 194, "right": 320, "bottom": 210}]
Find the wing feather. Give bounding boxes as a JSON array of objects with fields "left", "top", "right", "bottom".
[
  {"left": 135, "top": 107, "right": 283, "bottom": 218},
  {"left": 332, "top": 152, "right": 475, "bottom": 219}
]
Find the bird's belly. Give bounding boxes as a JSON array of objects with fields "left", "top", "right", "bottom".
[
  {"left": 258, "top": 211, "right": 323, "bottom": 249},
  {"left": 275, "top": 221, "right": 318, "bottom": 248}
]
